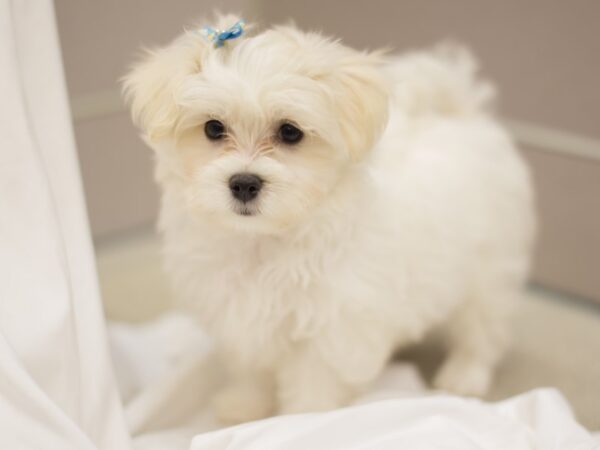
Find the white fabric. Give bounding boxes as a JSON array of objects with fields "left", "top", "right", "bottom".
[
  {"left": 0, "top": 1, "right": 598, "bottom": 449},
  {"left": 0, "top": 1, "right": 129, "bottom": 448},
  {"left": 109, "top": 314, "right": 599, "bottom": 450},
  {"left": 192, "top": 390, "right": 593, "bottom": 450}
]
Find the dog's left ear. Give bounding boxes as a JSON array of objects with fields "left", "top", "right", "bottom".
[
  {"left": 122, "top": 36, "right": 207, "bottom": 142},
  {"left": 122, "top": 14, "right": 248, "bottom": 142},
  {"left": 329, "top": 51, "right": 389, "bottom": 160}
]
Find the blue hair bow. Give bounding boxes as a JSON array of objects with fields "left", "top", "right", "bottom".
[{"left": 201, "top": 20, "right": 245, "bottom": 47}]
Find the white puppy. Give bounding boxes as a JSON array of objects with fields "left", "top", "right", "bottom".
[{"left": 123, "top": 15, "right": 535, "bottom": 424}]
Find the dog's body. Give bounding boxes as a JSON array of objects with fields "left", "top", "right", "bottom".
[{"left": 124, "top": 16, "right": 535, "bottom": 423}]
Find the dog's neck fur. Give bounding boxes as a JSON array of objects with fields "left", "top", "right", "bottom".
[{"left": 158, "top": 158, "right": 379, "bottom": 334}]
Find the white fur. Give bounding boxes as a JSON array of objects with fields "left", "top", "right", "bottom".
[{"left": 123, "top": 15, "right": 535, "bottom": 423}]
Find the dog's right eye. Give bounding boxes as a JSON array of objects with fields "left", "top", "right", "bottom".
[
  {"left": 204, "top": 120, "right": 226, "bottom": 140},
  {"left": 278, "top": 123, "right": 304, "bottom": 145}
]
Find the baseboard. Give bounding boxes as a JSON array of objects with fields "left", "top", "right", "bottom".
[{"left": 69, "top": 89, "right": 600, "bottom": 163}]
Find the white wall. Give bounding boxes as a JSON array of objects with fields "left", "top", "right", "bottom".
[{"left": 55, "top": 0, "right": 600, "bottom": 301}]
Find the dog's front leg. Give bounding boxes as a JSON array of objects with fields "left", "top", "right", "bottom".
[
  {"left": 276, "top": 342, "right": 355, "bottom": 414},
  {"left": 212, "top": 367, "right": 275, "bottom": 424},
  {"left": 276, "top": 319, "right": 393, "bottom": 414}
]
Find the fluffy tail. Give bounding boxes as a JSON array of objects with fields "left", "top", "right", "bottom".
[{"left": 387, "top": 44, "right": 495, "bottom": 118}]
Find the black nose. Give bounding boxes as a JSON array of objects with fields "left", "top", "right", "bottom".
[{"left": 228, "top": 173, "right": 263, "bottom": 202}]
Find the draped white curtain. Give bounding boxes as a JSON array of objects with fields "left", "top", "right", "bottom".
[{"left": 0, "top": 1, "right": 130, "bottom": 448}]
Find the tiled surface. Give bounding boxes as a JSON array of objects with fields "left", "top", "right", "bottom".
[{"left": 96, "top": 230, "right": 600, "bottom": 430}]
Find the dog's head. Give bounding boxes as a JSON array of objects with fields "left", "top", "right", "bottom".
[{"left": 123, "top": 15, "right": 389, "bottom": 235}]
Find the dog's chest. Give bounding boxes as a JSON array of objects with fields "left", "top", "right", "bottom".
[{"left": 170, "top": 236, "right": 336, "bottom": 361}]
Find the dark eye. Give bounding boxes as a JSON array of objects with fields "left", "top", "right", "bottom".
[
  {"left": 204, "top": 120, "right": 225, "bottom": 140},
  {"left": 278, "top": 123, "right": 304, "bottom": 145}
]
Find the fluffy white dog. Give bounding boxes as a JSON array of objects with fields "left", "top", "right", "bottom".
[{"left": 123, "top": 15, "right": 535, "bottom": 424}]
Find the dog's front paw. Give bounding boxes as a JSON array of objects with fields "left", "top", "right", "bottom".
[
  {"left": 279, "top": 394, "right": 343, "bottom": 415},
  {"left": 433, "top": 355, "right": 493, "bottom": 397},
  {"left": 213, "top": 382, "right": 274, "bottom": 425}
]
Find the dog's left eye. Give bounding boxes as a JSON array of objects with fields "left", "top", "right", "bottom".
[
  {"left": 204, "top": 120, "right": 226, "bottom": 140},
  {"left": 278, "top": 123, "right": 304, "bottom": 145}
]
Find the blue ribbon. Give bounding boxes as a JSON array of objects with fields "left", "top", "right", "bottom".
[{"left": 201, "top": 20, "right": 245, "bottom": 47}]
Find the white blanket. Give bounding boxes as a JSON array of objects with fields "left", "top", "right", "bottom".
[
  {"left": 109, "top": 314, "right": 599, "bottom": 450},
  {"left": 191, "top": 391, "right": 593, "bottom": 450}
]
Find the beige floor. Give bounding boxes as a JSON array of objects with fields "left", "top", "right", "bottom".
[{"left": 96, "top": 229, "right": 600, "bottom": 430}]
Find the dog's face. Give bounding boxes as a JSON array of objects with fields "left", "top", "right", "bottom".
[{"left": 124, "top": 18, "right": 388, "bottom": 235}]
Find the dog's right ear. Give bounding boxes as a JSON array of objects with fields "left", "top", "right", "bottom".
[{"left": 122, "top": 35, "right": 207, "bottom": 141}]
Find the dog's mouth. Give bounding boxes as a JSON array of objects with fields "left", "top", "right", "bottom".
[{"left": 233, "top": 204, "right": 258, "bottom": 217}]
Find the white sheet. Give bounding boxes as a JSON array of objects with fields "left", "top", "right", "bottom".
[
  {"left": 191, "top": 390, "right": 595, "bottom": 450},
  {"left": 109, "top": 314, "right": 599, "bottom": 450},
  {"left": 191, "top": 390, "right": 593, "bottom": 450}
]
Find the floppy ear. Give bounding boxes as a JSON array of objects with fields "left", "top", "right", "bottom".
[
  {"left": 329, "top": 51, "right": 389, "bottom": 160},
  {"left": 122, "top": 36, "right": 206, "bottom": 141},
  {"left": 122, "top": 14, "right": 249, "bottom": 141}
]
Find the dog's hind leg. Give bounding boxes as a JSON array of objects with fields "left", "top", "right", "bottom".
[{"left": 433, "top": 264, "right": 525, "bottom": 396}]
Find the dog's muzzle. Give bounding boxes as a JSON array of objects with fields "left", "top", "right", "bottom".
[{"left": 228, "top": 173, "right": 262, "bottom": 203}]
